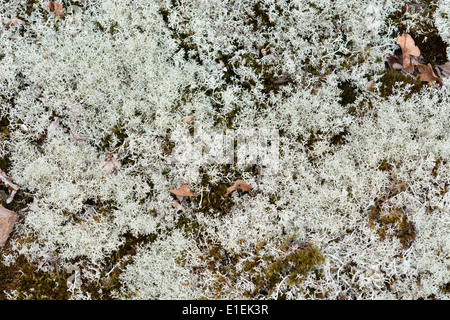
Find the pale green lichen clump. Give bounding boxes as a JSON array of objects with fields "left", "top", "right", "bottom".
[{"left": 0, "top": 0, "right": 449, "bottom": 299}]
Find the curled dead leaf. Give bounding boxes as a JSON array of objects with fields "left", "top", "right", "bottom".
[
  {"left": 0, "top": 204, "right": 16, "bottom": 246},
  {"left": 172, "top": 200, "right": 186, "bottom": 213},
  {"left": 10, "top": 17, "right": 25, "bottom": 26},
  {"left": 49, "top": 2, "right": 63, "bottom": 19},
  {"left": 169, "top": 184, "right": 198, "bottom": 206},
  {"left": 397, "top": 34, "right": 420, "bottom": 57},
  {"left": 261, "top": 44, "right": 271, "bottom": 56},
  {"left": 3, "top": 17, "right": 25, "bottom": 29},
  {"left": 99, "top": 153, "right": 121, "bottom": 175},
  {"left": 387, "top": 53, "right": 403, "bottom": 70},
  {"left": 272, "top": 74, "right": 291, "bottom": 85},
  {"left": 47, "top": 117, "right": 62, "bottom": 138},
  {"left": 169, "top": 184, "right": 198, "bottom": 197},
  {"left": 218, "top": 60, "right": 227, "bottom": 72},
  {"left": 417, "top": 63, "right": 443, "bottom": 86},
  {"left": 365, "top": 79, "right": 375, "bottom": 91},
  {"left": 436, "top": 62, "right": 450, "bottom": 78},
  {"left": 20, "top": 124, "right": 29, "bottom": 133},
  {"left": 70, "top": 130, "right": 85, "bottom": 145},
  {"left": 0, "top": 169, "right": 20, "bottom": 204},
  {"left": 226, "top": 179, "right": 253, "bottom": 196},
  {"left": 397, "top": 34, "right": 420, "bottom": 73},
  {"left": 183, "top": 115, "right": 194, "bottom": 124}
]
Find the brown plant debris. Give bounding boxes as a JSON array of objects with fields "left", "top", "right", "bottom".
[
  {"left": 47, "top": 117, "right": 62, "bottom": 138},
  {"left": 169, "top": 184, "right": 198, "bottom": 197},
  {"left": 0, "top": 204, "right": 17, "bottom": 246},
  {"left": 49, "top": 2, "right": 63, "bottom": 19},
  {"left": 0, "top": 169, "right": 20, "bottom": 204},
  {"left": 386, "top": 33, "right": 446, "bottom": 87},
  {"left": 365, "top": 79, "right": 375, "bottom": 91},
  {"left": 2, "top": 17, "right": 25, "bottom": 29},
  {"left": 436, "top": 62, "right": 450, "bottom": 78},
  {"left": 70, "top": 130, "right": 85, "bottom": 145},
  {"left": 397, "top": 33, "right": 420, "bottom": 74},
  {"left": 226, "top": 179, "right": 253, "bottom": 196},
  {"left": 183, "top": 115, "right": 194, "bottom": 124},
  {"left": 368, "top": 177, "right": 416, "bottom": 249},
  {"left": 172, "top": 199, "right": 186, "bottom": 213},
  {"left": 387, "top": 53, "right": 405, "bottom": 70},
  {"left": 99, "top": 153, "right": 121, "bottom": 175},
  {"left": 417, "top": 63, "right": 443, "bottom": 86}
]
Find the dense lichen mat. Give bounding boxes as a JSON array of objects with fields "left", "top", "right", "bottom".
[{"left": 0, "top": 0, "right": 449, "bottom": 299}]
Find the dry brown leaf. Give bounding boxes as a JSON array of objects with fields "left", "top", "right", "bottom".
[
  {"left": 436, "top": 62, "right": 450, "bottom": 78},
  {"left": 387, "top": 53, "right": 409, "bottom": 73},
  {"left": 0, "top": 204, "right": 16, "bottom": 246},
  {"left": 392, "top": 63, "right": 404, "bottom": 70},
  {"left": 218, "top": 60, "right": 227, "bottom": 72},
  {"left": 387, "top": 53, "right": 424, "bottom": 73},
  {"left": 70, "top": 130, "right": 85, "bottom": 145},
  {"left": 3, "top": 17, "right": 25, "bottom": 29},
  {"left": 365, "top": 79, "right": 375, "bottom": 91},
  {"left": 47, "top": 117, "right": 62, "bottom": 137},
  {"left": 169, "top": 184, "right": 198, "bottom": 197},
  {"left": 387, "top": 53, "right": 403, "bottom": 70},
  {"left": 226, "top": 179, "right": 253, "bottom": 196},
  {"left": 20, "top": 124, "right": 29, "bottom": 133},
  {"left": 397, "top": 34, "right": 420, "bottom": 73},
  {"left": 10, "top": 17, "right": 26, "bottom": 26},
  {"left": 417, "top": 63, "right": 443, "bottom": 86},
  {"left": 49, "top": 2, "right": 63, "bottom": 19},
  {"left": 261, "top": 44, "right": 271, "bottom": 56},
  {"left": 404, "top": 59, "right": 415, "bottom": 74},
  {"left": 99, "top": 153, "right": 121, "bottom": 175},
  {"left": 397, "top": 34, "right": 420, "bottom": 57},
  {"left": 183, "top": 115, "right": 194, "bottom": 124},
  {"left": 172, "top": 200, "right": 186, "bottom": 213},
  {"left": 0, "top": 169, "right": 20, "bottom": 204}
]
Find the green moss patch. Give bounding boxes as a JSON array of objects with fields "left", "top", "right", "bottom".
[
  {"left": 0, "top": 253, "right": 71, "bottom": 300},
  {"left": 378, "top": 69, "right": 425, "bottom": 98},
  {"left": 368, "top": 176, "right": 416, "bottom": 249}
]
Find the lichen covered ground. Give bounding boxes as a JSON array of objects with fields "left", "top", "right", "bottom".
[{"left": 0, "top": 0, "right": 449, "bottom": 299}]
